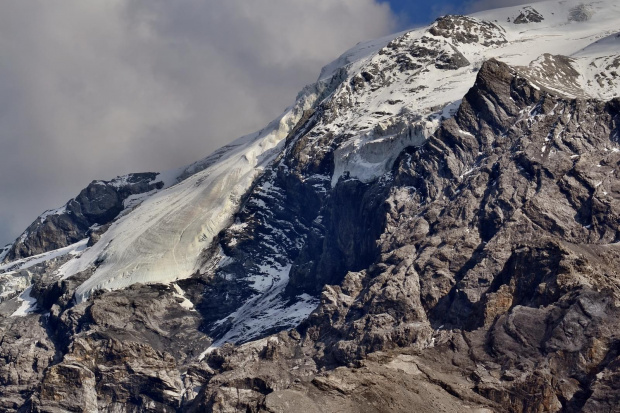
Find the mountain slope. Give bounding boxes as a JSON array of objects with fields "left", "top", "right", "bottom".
[{"left": 0, "top": 1, "right": 620, "bottom": 411}]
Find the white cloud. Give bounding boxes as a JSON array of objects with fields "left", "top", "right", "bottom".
[{"left": 0, "top": 0, "right": 396, "bottom": 245}]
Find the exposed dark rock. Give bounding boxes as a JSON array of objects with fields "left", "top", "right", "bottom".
[
  {"left": 435, "top": 44, "right": 470, "bottom": 70},
  {"left": 514, "top": 7, "right": 544, "bottom": 24},
  {"left": 185, "top": 57, "right": 620, "bottom": 411},
  {"left": 569, "top": 5, "right": 593, "bottom": 22}
]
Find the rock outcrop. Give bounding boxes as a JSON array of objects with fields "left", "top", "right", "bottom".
[{"left": 4, "top": 173, "right": 164, "bottom": 262}]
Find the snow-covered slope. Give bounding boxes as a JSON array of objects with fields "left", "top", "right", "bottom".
[
  {"left": 58, "top": 90, "right": 323, "bottom": 302},
  {"left": 320, "top": 0, "right": 620, "bottom": 187},
  {"left": 0, "top": 0, "right": 619, "bottom": 347},
  {"left": 0, "top": 239, "right": 88, "bottom": 302}
]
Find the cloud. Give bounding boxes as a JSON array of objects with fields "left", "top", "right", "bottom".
[
  {"left": 465, "top": 0, "right": 532, "bottom": 13},
  {"left": 0, "top": 0, "right": 396, "bottom": 245}
]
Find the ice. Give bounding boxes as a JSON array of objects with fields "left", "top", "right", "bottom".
[
  {"left": 122, "top": 190, "right": 158, "bottom": 210},
  {"left": 11, "top": 287, "right": 37, "bottom": 317},
  {"left": 58, "top": 84, "right": 322, "bottom": 303},
  {"left": 331, "top": 118, "right": 439, "bottom": 187},
  {"left": 0, "top": 238, "right": 88, "bottom": 274}
]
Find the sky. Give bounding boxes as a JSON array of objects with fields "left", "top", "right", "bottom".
[
  {"left": 0, "top": 0, "right": 532, "bottom": 247},
  {"left": 382, "top": 0, "right": 532, "bottom": 25}
]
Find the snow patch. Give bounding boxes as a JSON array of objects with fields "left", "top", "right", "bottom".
[
  {"left": 39, "top": 205, "right": 67, "bottom": 222},
  {"left": 200, "top": 263, "right": 319, "bottom": 358},
  {"left": 0, "top": 238, "right": 88, "bottom": 274},
  {"left": 172, "top": 283, "right": 195, "bottom": 311},
  {"left": 11, "top": 287, "right": 38, "bottom": 317}
]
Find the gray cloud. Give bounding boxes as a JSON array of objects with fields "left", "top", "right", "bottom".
[{"left": 0, "top": 0, "right": 396, "bottom": 246}]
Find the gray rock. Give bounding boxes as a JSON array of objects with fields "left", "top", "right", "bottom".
[{"left": 513, "top": 7, "right": 544, "bottom": 24}]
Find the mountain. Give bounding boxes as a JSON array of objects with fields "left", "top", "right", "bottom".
[{"left": 1, "top": 0, "right": 620, "bottom": 411}]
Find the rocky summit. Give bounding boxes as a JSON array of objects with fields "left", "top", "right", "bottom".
[{"left": 1, "top": 1, "right": 620, "bottom": 412}]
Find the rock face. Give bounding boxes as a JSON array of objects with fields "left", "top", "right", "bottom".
[
  {"left": 569, "top": 4, "right": 593, "bottom": 22},
  {"left": 182, "top": 56, "right": 620, "bottom": 412},
  {"left": 513, "top": 7, "right": 544, "bottom": 24},
  {"left": 1, "top": 1, "right": 620, "bottom": 412},
  {"left": 429, "top": 15, "right": 507, "bottom": 46}
]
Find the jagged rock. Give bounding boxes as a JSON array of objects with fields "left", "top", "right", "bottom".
[
  {"left": 0, "top": 313, "right": 56, "bottom": 411},
  {"left": 183, "top": 54, "right": 620, "bottom": 411},
  {"left": 513, "top": 7, "right": 544, "bottom": 24},
  {"left": 35, "top": 363, "right": 98, "bottom": 412},
  {"left": 2, "top": 282, "right": 212, "bottom": 411},
  {"left": 1, "top": 4, "right": 620, "bottom": 412}
]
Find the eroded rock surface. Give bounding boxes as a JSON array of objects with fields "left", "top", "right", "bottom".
[{"left": 514, "top": 7, "right": 544, "bottom": 24}]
